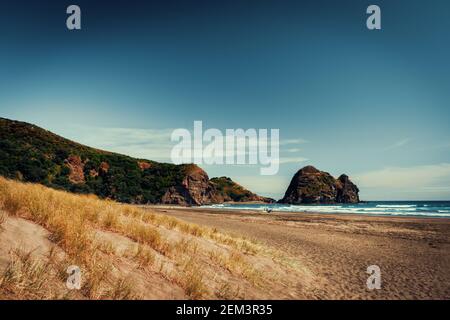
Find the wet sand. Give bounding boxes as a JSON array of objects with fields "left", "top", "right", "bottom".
[{"left": 147, "top": 206, "right": 450, "bottom": 299}]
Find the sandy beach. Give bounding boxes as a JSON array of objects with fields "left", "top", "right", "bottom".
[
  {"left": 148, "top": 206, "right": 450, "bottom": 299},
  {"left": 1, "top": 176, "right": 449, "bottom": 300}
]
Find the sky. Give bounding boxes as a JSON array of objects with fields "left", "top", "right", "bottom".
[{"left": 0, "top": 0, "right": 449, "bottom": 200}]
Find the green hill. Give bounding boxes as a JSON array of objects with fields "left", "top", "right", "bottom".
[
  {"left": 0, "top": 118, "right": 191, "bottom": 204},
  {"left": 0, "top": 118, "right": 270, "bottom": 205}
]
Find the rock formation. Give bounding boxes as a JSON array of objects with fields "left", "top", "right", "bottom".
[
  {"left": 161, "top": 168, "right": 274, "bottom": 206},
  {"left": 137, "top": 161, "right": 152, "bottom": 171},
  {"left": 65, "top": 155, "right": 85, "bottom": 184},
  {"left": 161, "top": 164, "right": 222, "bottom": 206},
  {"left": 279, "top": 166, "right": 359, "bottom": 204},
  {"left": 210, "top": 177, "right": 274, "bottom": 203},
  {"left": 335, "top": 174, "right": 360, "bottom": 203}
]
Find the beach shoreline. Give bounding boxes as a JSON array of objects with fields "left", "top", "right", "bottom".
[
  {"left": 145, "top": 205, "right": 450, "bottom": 299},
  {"left": 142, "top": 204, "right": 450, "bottom": 221}
]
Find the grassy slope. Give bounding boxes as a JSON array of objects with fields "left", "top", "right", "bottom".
[
  {"left": 0, "top": 177, "right": 308, "bottom": 299},
  {"left": 0, "top": 118, "right": 269, "bottom": 205},
  {"left": 0, "top": 118, "right": 192, "bottom": 204}
]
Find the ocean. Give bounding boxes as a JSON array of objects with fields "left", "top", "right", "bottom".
[{"left": 202, "top": 201, "right": 450, "bottom": 218}]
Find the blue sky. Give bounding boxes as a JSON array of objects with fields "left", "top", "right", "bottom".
[{"left": 1, "top": 0, "right": 450, "bottom": 200}]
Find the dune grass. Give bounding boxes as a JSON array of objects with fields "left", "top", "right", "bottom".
[
  {"left": 0, "top": 248, "right": 51, "bottom": 299},
  {"left": 0, "top": 211, "right": 6, "bottom": 229},
  {"left": 0, "top": 177, "right": 298, "bottom": 299}
]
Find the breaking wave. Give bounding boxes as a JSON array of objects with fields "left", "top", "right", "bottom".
[{"left": 202, "top": 201, "right": 450, "bottom": 218}]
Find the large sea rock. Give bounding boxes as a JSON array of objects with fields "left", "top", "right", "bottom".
[{"left": 279, "top": 166, "right": 359, "bottom": 204}]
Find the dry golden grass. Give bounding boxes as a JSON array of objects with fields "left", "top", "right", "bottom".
[
  {"left": 215, "top": 281, "right": 242, "bottom": 300},
  {"left": 178, "top": 256, "right": 206, "bottom": 299},
  {"left": 134, "top": 205, "right": 262, "bottom": 255},
  {"left": 208, "top": 250, "right": 262, "bottom": 286},
  {"left": 0, "top": 177, "right": 303, "bottom": 299},
  {"left": 134, "top": 244, "right": 155, "bottom": 269},
  {"left": 96, "top": 240, "right": 116, "bottom": 255},
  {"left": 106, "top": 278, "right": 138, "bottom": 300},
  {"left": 0, "top": 211, "right": 6, "bottom": 229},
  {"left": 0, "top": 248, "right": 50, "bottom": 299},
  {"left": 0, "top": 248, "right": 72, "bottom": 300}
]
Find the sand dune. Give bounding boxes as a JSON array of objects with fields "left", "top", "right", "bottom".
[{"left": 0, "top": 177, "right": 314, "bottom": 299}]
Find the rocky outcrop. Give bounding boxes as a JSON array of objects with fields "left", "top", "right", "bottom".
[
  {"left": 88, "top": 161, "right": 109, "bottom": 178},
  {"left": 336, "top": 174, "right": 360, "bottom": 203},
  {"left": 279, "top": 166, "right": 359, "bottom": 204},
  {"left": 65, "top": 155, "right": 85, "bottom": 184},
  {"left": 161, "top": 164, "right": 222, "bottom": 206},
  {"left": 210, "top": 177, "right": 274, "bottom": 203},
  {"left": 137, "top": 161, "right": 152, "bottom": 171},
  {"left": 161, "top": 167, "right": 273, "bottom": 206},
  {"left": 99, "top": 161, "right": 110, "bottom": 173}
]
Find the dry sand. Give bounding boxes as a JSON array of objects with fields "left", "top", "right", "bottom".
[{"left": 148, "top": 206, "right": 450, "bottom": 299}]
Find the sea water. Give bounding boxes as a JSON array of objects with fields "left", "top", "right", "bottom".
[{"left": 202, "top": 201, "right": 450, "bottom": 218}]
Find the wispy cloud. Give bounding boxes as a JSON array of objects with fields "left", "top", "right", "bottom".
[
  {"left": 354, "top": 163, "right": 450, "bottom": 189},
  {"left": 278, "top": 156, "right": 308, "bottom": 164},
  {"left": 61, "top": 126, "right": 174, "bottom": 162},
  {"left": 280, "top": 138, "right": 309, "bottom": 145},
  {"left": 60, "top": 125, "right": 309, "bottom": 165},
  {"left": 353, "top": 163, "right": 450, "bottom": 200},
  {"left": 286, "top": 148, "right": 302, "bottom": 153},
  {"left": 383, "top": 138, "right": 411, "bottom": 151}
]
